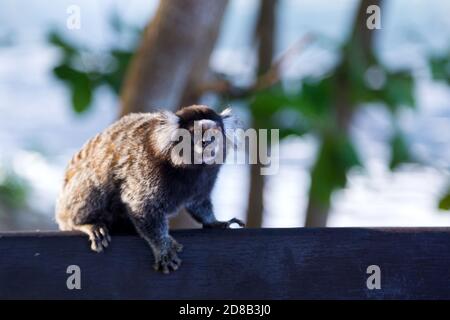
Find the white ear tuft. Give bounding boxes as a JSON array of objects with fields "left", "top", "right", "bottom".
[
  {"left": 153, "top": 111, "right": 180, "bottom": 154},
  {"left": 161, "top": 110, "right": 179, "bottom": 126},
  {"left": 220, "top": 107, "right": 233, "bottom": 119},
  {"left": 220, "top": 107, "right": 242, "bottom": 150},
  {"left": 220, "top": 108, "right": 241, "bottom": 131}
]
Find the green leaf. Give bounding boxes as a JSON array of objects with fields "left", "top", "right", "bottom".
[
  {"left": 349, "top": 66, "right": 386, "bottom": 105},
  {"left": 47, "top": 26, "right": 139, "bottom": 113},
  {"left": 53, "top": 64, "right": 77, "bottom": 80},
  {"left": 383, "top": 72, "right": 415, "bottom": 110},
  {"left": 389, "top": 131, "right": 412, "bottom": 169},
  {"left": 53, "top": 64, "right": 94, "bottom": 113},
  {"left": 71, "top": 75, "right": 93, "bottom": 113},
  {"left": 249, "top": 86, "right": 294, "bottom": 124},
  {"left": 298, "top": 77, "right": 333, "bottom": 119},
  {"left": 0, "top": 173, "right": 28, "bottom": 209},
  {"left": 339, "top": 136, "right": 362, "bottom": 169},
  {"left": 439, "top": 191, "right": 450, "bottom": 211},
  {"left": 430, "top": 56, "right": 450, "bottom": 84},
  {"left": 309, "top": 133, "right": 362, "bottom": 205}
]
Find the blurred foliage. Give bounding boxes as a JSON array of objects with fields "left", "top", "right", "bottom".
[
  {"left": 430, "top": 51, "right": 450, "bottom": 210},
  {"left": 439, "top": 190, "right": 450, "bottom": 211},
  {"left": 0, "top": 170, "right": 29, "bottom": 210},
  {"left": 430, "top": 54, "right": 450, "bottom": 85},
  {"left": 242, "top": 41, "right": 447, "bottom": 212},
  {"left": 389, "top": 130, "right": 413, "bottom": 169},
  {"left": 48, "top": 10, "right": 448, "bottom": 216},
  {"left": 248, "top": 86, "right": 309, "bottom": 135},
  {"left": 229, "top": 31, "right": 419, "bottom": 210},
  {"left": 48, "top": 15, "right": 139, "bottom": 114},
  {"left": 309, "top": 133, "right": 361, "bottom": 205}
]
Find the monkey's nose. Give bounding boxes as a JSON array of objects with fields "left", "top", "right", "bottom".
[{"left": 202, "top": 135, "right": 216, "bottom": 147}]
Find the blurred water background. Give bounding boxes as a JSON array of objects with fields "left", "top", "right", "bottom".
[{"left": 0, "top": 0, "right": 449, "bottom": 230}]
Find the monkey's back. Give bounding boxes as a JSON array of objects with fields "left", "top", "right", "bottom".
[{"left": 56, "top": 113, "right": 158, "bottom": 229}]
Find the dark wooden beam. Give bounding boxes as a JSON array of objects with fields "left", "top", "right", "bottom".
[{"left": 1, "top": 228, "right": 450, "bottom": 299}]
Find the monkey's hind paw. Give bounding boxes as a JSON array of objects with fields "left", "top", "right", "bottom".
[
  {"left": 204, "top": 217, "right": 245, "bottom": 229},
  {"left": 88, "top": 225, "right": 111, "bottom": 253}
]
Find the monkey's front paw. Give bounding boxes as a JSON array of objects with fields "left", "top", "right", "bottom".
[
  {"left": 89, "top": 225, "right": 111, "bottom": 253},
  {"left": 170, "top": 235, "right": 184, "bottom": 253},
  {"left": 154, "top": 247, "right": 182, "bottom": 274},
  {"left": 204, "top": 217, "right": 245, "bottom": 229}
]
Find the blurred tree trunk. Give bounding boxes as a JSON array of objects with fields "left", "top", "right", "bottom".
[
  {"left": 119, "top": 0, "right": 228, "bottom": 229},
  {"left": 245, "top": 0, "right": 277, "bottom": 228},
  {"left": 120, "top": 0, "right": 228, "bottom": 115},
  {"left": 304, "top": 0, "right": 381, "bottom": 227}
]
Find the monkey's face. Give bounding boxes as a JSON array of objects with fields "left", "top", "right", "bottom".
[
  {"left": 153, "top": 105, "right": 238, "bottom": 167},
  {"left": 190, "top": 119, "right": 224, "bottom": 165}
]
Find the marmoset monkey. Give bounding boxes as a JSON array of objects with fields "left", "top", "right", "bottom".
[{"left": 56, "top": 105, "right": 244, "bottom": 273}]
